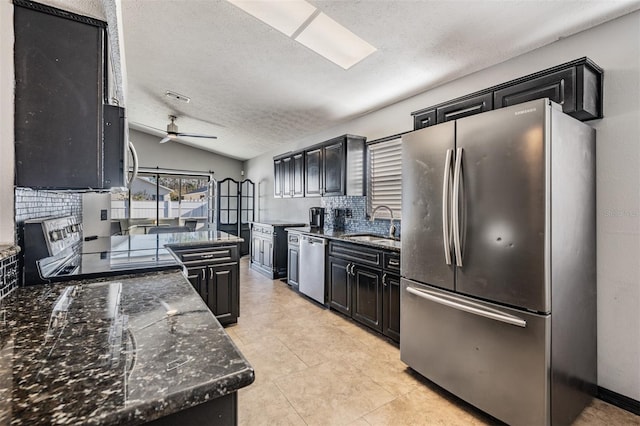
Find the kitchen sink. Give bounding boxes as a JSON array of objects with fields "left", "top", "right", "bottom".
[{"left": 342, "top": 234, "right": 401, "bottom": 248}]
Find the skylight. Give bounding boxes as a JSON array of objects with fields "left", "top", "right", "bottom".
[{"left": 227, "top": 0, "right": 376, "bottom": 69}]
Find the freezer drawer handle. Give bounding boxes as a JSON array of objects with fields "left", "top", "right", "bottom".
[
  {"left": 442, "top": 149, "right": 453, "bottom": 265},
  {"left": 452, "top": 148, "right": 464, "bottom": 267},
  {"left": 405, "top": 286, "right": 527, "bottom": 328}
]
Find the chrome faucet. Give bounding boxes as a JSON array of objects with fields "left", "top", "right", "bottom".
[{"left": 370, "top": 205, "right": 396, "bottom": 238}]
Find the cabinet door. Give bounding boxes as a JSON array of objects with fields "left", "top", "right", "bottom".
[
  {"left": 187, "top": 266, "right": 207, "bottom": 301},
  {"left": 287, "top": 245, "right": 299, "bottom": 286},
  {"left": 494, "top": 68, "right": 575, "bottom": 114},
  {"left": 323, "top": 141, "right": 345, "bottom": 196},
  {"left": 382, "top": 272, "right": 401, "bottom": 342},
  {"left": 251, "top": 234, "right": 262, "bottom": 265},
  {"left": 292, "top": 153, "right": 305, "bottom": 198},
  {"left": 282, "top": 156, "right": 292, "bottom": 197},
  {"left": 328, "top": 256, "right": 351, "bottom": 316},
  {"left": 15, "top": 4, "right": 105, "bottom": 189},
  {"left": 273, "top": 159, "right": 284, "bottom": 197},
  {"left": 305, "top": 148, "right": 323, "bottom": 197},
  {"left": 352, "top": 265, "right": 383, "bottom": 332},
  {"left": 262, "top": 238, "right": 274, "bottom": 270},
  {"left": 413, "top": 109, "right": 437, "bottom": 130},
  {"left": 209, "top": 263, "right": 239, "bottom": 325}
]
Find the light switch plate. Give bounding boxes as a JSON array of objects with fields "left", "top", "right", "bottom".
[{"left": 100, "top": 209, "right": 108, "bottom": 221}]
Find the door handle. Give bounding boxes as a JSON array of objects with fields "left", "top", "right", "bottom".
[
  {"left": 442, "top": 149, "right": 453, "bottom": 265},
  {"left": 452, "top": 148, "right": 463, "bottom": 267},
  {"left": 382, "top": 273, "right": 388, "bottom": 286},
  {"left": 406, "top": 286, "right": 526, "bottom": 328}
]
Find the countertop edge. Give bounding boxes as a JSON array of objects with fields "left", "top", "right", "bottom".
[{"left": 284, "top": 227, "right": 401, "bottom": 252}]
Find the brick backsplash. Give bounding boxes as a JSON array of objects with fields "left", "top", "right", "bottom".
[{"left": 321, "top": 196, "right": 401, "bottom": 238}]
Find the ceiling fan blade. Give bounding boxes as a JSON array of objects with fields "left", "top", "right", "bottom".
[
  {"left": 176, "top": 132, "right": 218, "bottom": 139},
  {"left": 159, "top": 136, "right": 172, "bottom": 144}
]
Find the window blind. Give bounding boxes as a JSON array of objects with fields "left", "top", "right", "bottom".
[{"left": 368, "top": 137, "right": 402, "bottom": 220}]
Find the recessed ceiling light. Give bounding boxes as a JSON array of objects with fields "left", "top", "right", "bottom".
[
  {"left": 295, "top": 12, "right": 376, "bottom": 69},
  {"left": 227, "top": 0, "right": 376, "bottom": 69},
  {"left": 227, "top": 0, "right": 317, "bottom": 37},
  {"left": 165, "top": 90, "right": 191, "bottom": 103}
]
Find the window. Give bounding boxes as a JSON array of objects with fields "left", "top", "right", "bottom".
[
  {"left": 367, "top": 136, "right": 403, "bottom": 220},
  {"left": 111, "top": 170, "right": 213, "bottom": 232}
]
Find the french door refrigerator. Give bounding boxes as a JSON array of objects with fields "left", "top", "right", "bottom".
[{"left": 400, "top": 99, "right": 596, "bottom": 425}]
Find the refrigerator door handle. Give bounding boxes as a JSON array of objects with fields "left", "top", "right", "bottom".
[
  {"left": 405, "top": 286, "right": 527, "bottom": 328},
  {"left": 442, "top": 149, "right": 453, "bottom": 265},
  {"left": 452, "top": 147, "right": 464, "bottom": 267}
]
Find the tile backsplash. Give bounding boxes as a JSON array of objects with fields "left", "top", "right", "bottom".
[
  {"left": 15, "top": 187, "right": 83, "bottom": 225},
  {"left": 321, "top": 196, "right": 401, "bottom": 238},
  {"left": 0, "top": 249, "right": 19, "bottom": 302}
]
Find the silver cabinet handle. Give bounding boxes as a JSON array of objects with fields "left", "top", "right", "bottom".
[
  {"left": 442, "top": 149, "right": 453, "bottom": 265},
  {"left": 406, "top": 286, "right": 526, "bottom": 328},
  {"left": 382, "top": 273, "right": 388, "bottom": 287},
  {"left": 201, "top": 254, "right": 214, "bottom": 259},
  {"left": 346, "top": 263, "right": 352, "bottom": 276},
  {"left": 201, "top": 269, "right": 206, "bottom": 280},
  {"left": 388, "top": 259, "right": 399, "bottom": 267},
  {"left": 452, "top": 148, "right": 463, "bottom": 267}
]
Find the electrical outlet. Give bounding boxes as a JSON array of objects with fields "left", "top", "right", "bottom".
[
  {"left": 100, "top": 209, "right": 108, "bottom": 221},
  {"left": 345, "top": 209, "right": 352, "bottom": 218}
]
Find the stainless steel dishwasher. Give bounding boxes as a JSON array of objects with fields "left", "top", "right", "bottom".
[{"left": 298, "top": 235, "right": 326, "bottom": 304}]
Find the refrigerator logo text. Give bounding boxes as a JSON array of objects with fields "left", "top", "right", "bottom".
[{"left": 515, "top": 107, "right": 537, "bottom": 115}]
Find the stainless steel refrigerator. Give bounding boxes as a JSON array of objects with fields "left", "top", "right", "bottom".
[{"left": 400, "top": 99, "right": 596, "bottom": 425}]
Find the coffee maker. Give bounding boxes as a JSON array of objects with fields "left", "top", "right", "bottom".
[{"left": 309, "top": 207, "right": 325, "bottom": 230}]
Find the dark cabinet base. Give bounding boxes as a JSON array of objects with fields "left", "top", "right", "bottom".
[{"left": 146, "top": 392, "right": 237, "bottom": 425}]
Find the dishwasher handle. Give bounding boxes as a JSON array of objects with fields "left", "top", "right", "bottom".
[{"left": 303, "top": 235, "right": 327, "bottom": 245}]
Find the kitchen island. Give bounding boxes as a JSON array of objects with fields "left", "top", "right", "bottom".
[{"left": 0, "top": 269, "right": 254, "bottom": 425}]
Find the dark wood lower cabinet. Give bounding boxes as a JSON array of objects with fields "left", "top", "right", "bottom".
[
  {"left": 327, "top": 241, "right": 399, "bottom": 342},
  {"left": 208, "top": 263, "right": 239, "bottom": 326},
  {"left": 170, "top": 244, "right": 240, "bottom": 325},
  {"left": 328, "top": 256, "right": 351, "bottom": 316},
  {"left": 352, "top": 265, "right": 383, "bottom": 332},
  {"left": 382, "top": 272, "right": 401, "bottom": 342}
]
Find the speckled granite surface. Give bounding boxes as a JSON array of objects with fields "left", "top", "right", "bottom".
[
  {"left": 285, "top": 227, "right": 401, "bottom": 252},
  {"left": 0, "top": 246, "right": 20, "bottom": 260},
  {"left": 0, "top": 270, "right": 254, "bottom": 425}
]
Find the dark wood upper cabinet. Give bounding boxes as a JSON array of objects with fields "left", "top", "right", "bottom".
[
  {"left": 322, "top": 140, "right": 345, "bottom": 197},
  {"left": 14, "top": 0, "right": 123, "bottom": 189},
  {"left": 412, "top": 57, "right": 603, "bottom": 130},
  {"left": 274, "top": 134, "right": 365, "bottom": 198},
  {"left": 304, "top": 147, "right": 323, "bottom": 197},
  {"left": 291, "top": 152, "right": 305, "bottom": 198}
]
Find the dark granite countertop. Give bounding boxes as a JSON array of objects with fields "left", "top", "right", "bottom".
[
  {"left": 0, "top": 270, "right": 254, "bottom": 425},
  {"left": 250, "top": 221, "right": 307, "bottom": 227},
  {"left": 0, "top": 245, "right": 20, "bottom": 260},
  {"left": 285, "top": 227, "right": 401, "bottom": 252}
]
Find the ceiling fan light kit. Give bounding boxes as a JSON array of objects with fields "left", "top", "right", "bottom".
[{"left": 159, "top": 115, "right": 218, "bottom": 144}]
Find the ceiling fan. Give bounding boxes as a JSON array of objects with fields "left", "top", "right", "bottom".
[{"left": 158, "top": 115, "right": 218, "bottom": 144}]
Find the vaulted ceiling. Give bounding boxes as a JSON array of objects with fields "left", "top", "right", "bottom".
[{"left": 53, "top": 0, "right": 640, "bottom": 160}]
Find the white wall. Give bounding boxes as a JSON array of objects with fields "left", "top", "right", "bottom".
[
  {"left": 130, "top": 129, "right": 243, "bottom": 181},
  {"left": 245, "top": 11, "right": 640, "bottom": 400},
  {"left": 0, "top": 0, "right": 15, "bottom": 244}
]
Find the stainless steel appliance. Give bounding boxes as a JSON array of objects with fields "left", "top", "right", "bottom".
[
  {"left": 298, "top": 235, "right": 326, "bottom": 304},
  {"left": 309, "top": 207, "right": 325, "bottom": 230},
  {"left": 400, "top": 99, "right": 596, "bottom": 426}
]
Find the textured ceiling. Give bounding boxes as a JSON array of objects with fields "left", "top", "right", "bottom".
[{"left": 120, "top": 0, "right": 640, "bottom": 160}]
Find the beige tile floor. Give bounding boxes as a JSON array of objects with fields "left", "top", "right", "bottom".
[{"left": 227, "top": 258, "right": 639, "bottom": 426}]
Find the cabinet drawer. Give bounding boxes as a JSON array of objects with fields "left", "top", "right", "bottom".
[
  {"left": 383, "top": 252, "right": 400, "bottom": 273},
  {"left": 413, "top": 108, "right": 436, "bottom": 130},
  {"left": 436, "top": 92, "right": 493, "bottom": 123},
  {"left": 175, "top": 245, "right": 238, "bottom": 265},
  {"left": 329, "top": 241, "right": 382, "bottom": 268},
  {"left": 288, "top": 232, "right": 301, "bottom": 245}
]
